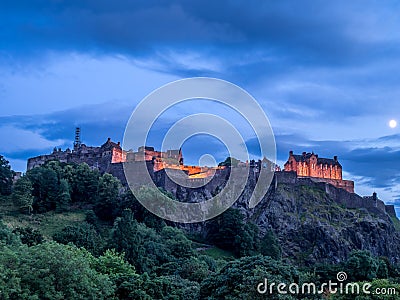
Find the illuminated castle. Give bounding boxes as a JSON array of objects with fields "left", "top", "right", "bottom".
[
  {"left": 284, "top": 151, "right": 354, "bottom": 193},
  {"left": 27, "top": 129, "right": 354, "bottom": 192},
  {"left": 127, "top": 146, "right": 224, "bottom": 178},
  {"left": 27, "top": 128, "right": 224, "bottom": 179}
]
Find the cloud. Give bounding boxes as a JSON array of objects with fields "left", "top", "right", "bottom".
[
  {"left": 2, "top": 1, "right": 400, "bottom": 72},
  {"left": 0, "top": 53, "right": 178, "bottom": 116},
  {"left": 2, "top": 1, "right": 400, "bottom": 128},
  {"left": 0, "top": 125, "right": 67, "bottom": 153}
]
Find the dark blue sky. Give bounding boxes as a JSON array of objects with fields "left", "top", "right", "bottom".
[{"left": 1, "top": 1, "right": 399, "bottom": 213}]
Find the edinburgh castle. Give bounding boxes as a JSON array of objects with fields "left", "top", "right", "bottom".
[{"left": 26, "top": 128, "right": 396, "bottom": 218}]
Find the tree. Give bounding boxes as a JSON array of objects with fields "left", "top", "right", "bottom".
[
  {"left": 258, "top": 229, "right": 282, "bottom": 260},
  {"left": 110, "top": 210, "right": 170, "bottom": 273},
  {"left": 12, "top": 176, "right": 34, "bottom": 213},
  {"left": 218, "top": 156, "right": 240, "bottom": 167},
  {"left": 200, "top": 255, "right": 299, "bottom": 300},
  {"left": 56, "top": 179, "right": 71, "bottom": 212},
  {"left": 27, "top": 167, "right": 60, "bottom": 212},
  {"left": 344, "top": 250, "right": 380, "bottom": 281},
  {"left": 43, "top": 160, "right": 63, "bottom": 181},
  {"left": 70, "top": 163, "right": 99, "bottom": 203},
  {"left": 160, "top": 226, "right": 194, "bottom": 259},
  {"left": 94, "top": 249, "right": 137, "bottom": 281},
  {"left": 0, "top": 220, "right": 20, "bottom": 246},
  {"left": 120, "top": 189, "right": 166, "bottom": 231},
  {"left": 53, "top": 222, "right": 104, "bottom": 256},
  {"left": 0, "top": 155, "right": 14, "bottom": 196},
  {"left": 116, "top": 273, "right": 200, "bottom": 300},
  {"left": 157, "top": 256, "right": 211, "bottom": 283},
  {"left": 208, "top": 208, "right": 259, "bottom": 257},
  {"left": 94, "top": 173, "right": 121, "bottom": 221},
  {"left": 12, "top": 227, "right": 44, "bottom": 246},
  {"left": 0, "top": 242, "right": 115, "bottom": 299}
]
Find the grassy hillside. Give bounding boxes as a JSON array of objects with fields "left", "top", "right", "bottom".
[{"left": 0, "top": 195, "right": 86, "bottom": 239}]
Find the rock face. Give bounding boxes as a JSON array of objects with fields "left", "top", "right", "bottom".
[
  {"left": 165, "top": 171, "right": 400, "bottom": 265},
  {"left": 249, "top": 182, "right": 400, "bottom": 265}
]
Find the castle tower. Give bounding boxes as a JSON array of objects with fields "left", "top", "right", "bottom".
[{"left": 74, "top": 127, "right": 81, "bottom": 150}]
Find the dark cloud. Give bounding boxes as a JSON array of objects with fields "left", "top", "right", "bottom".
[
  {"left": 2, "top": 1, "right": 399, "bottom": 74},
  {"left": 0, "top": 101, "right": 133, "bottom": 152},
  {"left": 2, "top": 0, "right": 400, "bottom": 124}
]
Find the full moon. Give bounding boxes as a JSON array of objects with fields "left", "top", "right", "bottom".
[{"left": 389, "top": 119, "right": 397, "bottom": 128}]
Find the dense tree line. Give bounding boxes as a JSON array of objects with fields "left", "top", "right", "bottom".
[
  {"left": 2, "top": 158, "right": 400, "bottom": 299},
  {"left": 10, "top": 161, "right": 122, "bottom": 217},
  {"left": 0, "top": 155, "right": 14, "bottom": 196},
  {"left": 16, "top": 161, "right": 102, "bottom": 213},
  {"left": 2, "top": 216, "right": 400, "bottom": 299}
]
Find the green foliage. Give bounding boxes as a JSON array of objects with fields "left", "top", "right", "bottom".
[
  {"left": 5, "top": 160, "right": 400, "bottom": 299},
  {"left": 330, "top": 279, "right": 400, "bottom": 300},
  {"left": 381, "top": 256, "right": 400, "bottom": 279},
  {"left": 259, "top": 229, "right": 282, "bottom": 260},
  {"left": 0, "top": 155, "right": 14, "bottom": 196},
  {"left": 12, "top": 227, "right": 44, "bottom": 246},
  {"left": 344, "top": 250, "right": 382, "bottom": 281},
  {"left": 0, "top": 221, "right": 20, "bottom": 246},
  {"left": 11, "top": 162, "right": 124, "bottom": 214},
  {"left": 110, "top": 209, "right": 170, "bottom": 273},
  {"left": 43, "top": 160, "right": 64, "bottom": 181},
  {"left": 69, "top": 163, "right": 99, "bottom": 203},
  {"left": 85, "top": 209, "right": 99, "bottom": 226},
  {"left": 218, "top": 156, "right": 240, "bottom": 167},
  {"left": 208, "top": 208, "right": 259, "bottom": 257},
  {"left": 116, "top": 273, "right": 200, "bottom": 300},
  {"left": 160, "top": 226, "right": 195, "bottom": 259},
  {"left": 94, "top": 173, "right": 121, "bottom": 221},
  {"left": 12, "top": 176, "right": 34, "bottom": 213},
  {"left": 56, "top": 178, "right": 71, "bottom": 212},
  {"left": 157, "top": 256, "right": 211, "bottom": 283},
  {"left": 94, "top": 249, "right": 137, "bottom": 281},
  {"left": 110, "top": 209, "right": 199, "bottom": 276},
  {"left": 0, "top": 242, "right": 114, "bottom": 299},
  {"left": 313, "top": 262, "right": 343, "bottom": 283},
  {"left": 27, "top": 167, "right": 60, "bottom": 212},
  {"left": 200, "top": 255, "right": 299, "bottom": 300},
  {"left": 119, "top": 189, "right": 166, "bottom": 231},
  {"left": 0, "top": 246, "right": 26, "bottom": 299},
  {"left": 201, "top": 246, "right": 235, "bottom": 261},
  {"left": 53, "top": 222, "right": 104, "bottom": 256}
]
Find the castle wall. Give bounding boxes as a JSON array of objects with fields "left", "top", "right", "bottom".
[
  {"left": 111, "top": 148, "right": 126, "bottom": 163},
  {"left": 114, "top": 161, "right": 156, "bottom": 188},
  {"left": 106, "top": 162, "right": 126, "bottom": 185},
  {"left": 275, "top": 171, "right": 298, "bottom": 184},
  {"left": 153, "top": 167, "right": 230, "bottom": 198},
  {"left": 275, "top": 171, "right": 354, "bottom": 193},
  {"left": 308, "top": 177, "right": 354, "bottom": 193},
  {"left": 385, "top": 205, "right": 397, "bottom": 218}
]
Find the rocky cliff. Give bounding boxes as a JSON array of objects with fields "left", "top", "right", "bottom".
[
  {"left": 248, "top": 181, "right": 400, "bottom": 265},
  {"left": 164, "top": 170, "right": 400, "bottom": 266}
]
